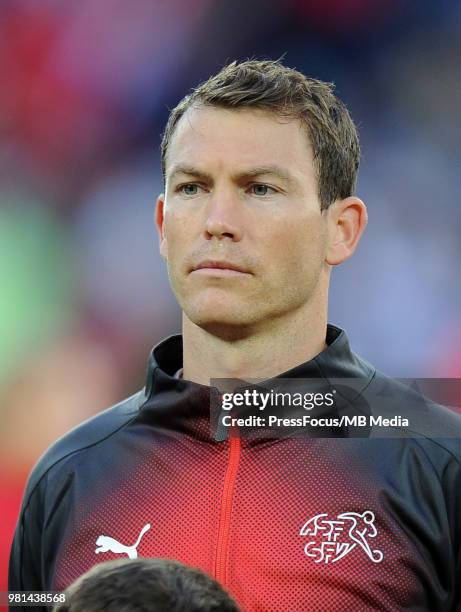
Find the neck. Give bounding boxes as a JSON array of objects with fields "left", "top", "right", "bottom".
[{"left": 182, "top": 300, "right": 328, "bottom": 386}]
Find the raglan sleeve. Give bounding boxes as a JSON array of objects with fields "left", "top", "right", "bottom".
[
  {"left": 9, "top": 470, "right": 47, "bottom": 595},
  {"left": 455, "top": 464, "right": 461, "bottom": 612},
  {"left": 445, "top": 449, "right": 461, "bottom": 612}
]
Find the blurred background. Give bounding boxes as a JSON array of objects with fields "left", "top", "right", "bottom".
[{"left": 1, "top": 0, "right": 460, "bottom": 587}]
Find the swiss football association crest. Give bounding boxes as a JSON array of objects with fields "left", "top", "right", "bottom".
[{"left": 299, "top": 510, "right": 383, "bottom": 564}]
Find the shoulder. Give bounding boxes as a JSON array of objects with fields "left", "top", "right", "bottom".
[
  {"left": 367, "top": 370, "right": 461, "bottom": 464},
  {"left": 22, "top": 389, "right": 146, "bottom": 505}
]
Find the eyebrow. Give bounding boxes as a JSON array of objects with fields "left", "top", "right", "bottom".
[
  {"left": 238, "top": 165, "right": 296, "bottom": 186},
  {"left": 167, "top": 163, "right": 297, "bottom": 187},
  {"left": 168, "top": 164, "right": 213, "bottom": 183}
]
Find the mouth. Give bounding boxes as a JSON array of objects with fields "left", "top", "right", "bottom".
[{"left": 190, "top": 260, "right": 251, "bottom": 277}]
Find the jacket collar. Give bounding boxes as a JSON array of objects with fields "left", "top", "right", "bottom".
[
  {"left": 145, "top": 324, "right": 374, "bottom": 393},
  {"left": 140, "top": 324, "right": 375, "bottom": 441}
]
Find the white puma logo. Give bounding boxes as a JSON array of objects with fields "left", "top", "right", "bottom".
[{"left": 95, "top": 523, "right": 151, "bottom": 559}]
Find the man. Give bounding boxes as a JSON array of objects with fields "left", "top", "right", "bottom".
[
  {"left": 52, "top": 558, "right": 240, "bottom": 611},
  {"left": 9, "top": 60, "right": 461, "bottom": 611}
]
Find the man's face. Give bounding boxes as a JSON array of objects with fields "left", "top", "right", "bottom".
[{"left": 157, "top": 105, "right": 330, "bottom": 336}]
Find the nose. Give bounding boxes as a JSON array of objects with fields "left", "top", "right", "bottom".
[{"left": 204, "top": 189, "right": 243, "bottom": 242}]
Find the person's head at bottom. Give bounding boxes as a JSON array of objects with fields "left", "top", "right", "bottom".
[{"left": 53, "top": 557, "right": 240, "bottom": 612}]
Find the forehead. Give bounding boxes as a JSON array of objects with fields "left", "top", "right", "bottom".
[{"left": 165, "top": 105, "right": 315, "bottom": 181}]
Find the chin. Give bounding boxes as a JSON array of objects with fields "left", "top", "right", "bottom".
[
  {"left": 185, "top": 293, "right": 244, "bottom": 320},
  {"left": 185, "top": 305, "right": 256, "bottom": 340},
  {"left": 197, "top": 320, "right": 255, "bottom": 341}
]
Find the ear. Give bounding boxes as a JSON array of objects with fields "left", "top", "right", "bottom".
[
  {"left": 155, "top": 194, "right": 168, "bottom": 260},
  {"left": 325, "top": 196, "right": 368, "bottom": 266}
]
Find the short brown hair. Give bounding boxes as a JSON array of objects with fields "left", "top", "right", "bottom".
[
  {"left": 160, "top": 59, "right": 360, "bottom": 210},
  {"left": 53, "top": 558, "right": 240, "bottom": 612}
]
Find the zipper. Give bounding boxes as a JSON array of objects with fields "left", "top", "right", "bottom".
[{"left": 214, "top": 430, "right": 241, "bottom": 584}]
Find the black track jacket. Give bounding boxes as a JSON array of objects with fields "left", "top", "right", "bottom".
[{"left": 9, "top": 325, "right": 461, "bottom": 611}]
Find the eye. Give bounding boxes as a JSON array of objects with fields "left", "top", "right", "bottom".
[
  {"left": 249, "top": 184, "right": 276, "bottom": 196},
  {"left": 178, "top": 183, "right": 201, "bottom": 196}
]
